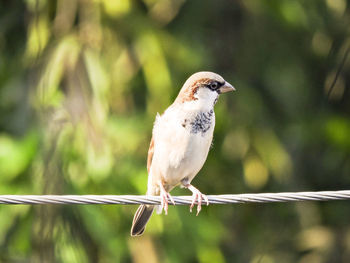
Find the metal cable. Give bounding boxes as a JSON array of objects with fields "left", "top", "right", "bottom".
[{"left": 0, "top": 190, "right": 350, "bottom": 205}]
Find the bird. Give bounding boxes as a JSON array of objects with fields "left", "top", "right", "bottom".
[{"left": 131, "top": 71, "right": 235, "bottom": 236}]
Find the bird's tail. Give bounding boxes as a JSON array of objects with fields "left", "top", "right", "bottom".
[{"left": 130, "top": 205, "right": 154, "bottom": 236}]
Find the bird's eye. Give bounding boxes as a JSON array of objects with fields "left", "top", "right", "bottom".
[{"left": 209, "top": 82, "right": 218, "bottom": 90}]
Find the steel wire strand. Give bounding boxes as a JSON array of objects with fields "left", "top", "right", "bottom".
[{"left": 0, "top": 190, "right": 350, "bottom": 205}]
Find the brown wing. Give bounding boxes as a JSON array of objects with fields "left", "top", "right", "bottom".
[{"left": 146, "top": 136, "right": 154, "bottom": 174}]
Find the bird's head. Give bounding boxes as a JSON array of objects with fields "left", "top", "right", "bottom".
[{"left": 175, "top": 71, "right": 235, "bottom": 107}]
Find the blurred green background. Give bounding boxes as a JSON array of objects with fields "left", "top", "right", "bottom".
[{"left": 0, "top": 0, "right": 350, "bottom": 262}]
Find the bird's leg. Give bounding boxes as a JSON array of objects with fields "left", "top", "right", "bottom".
[
  {"left": 183, "top": 184, "right": 209, "bottom": 216},
  {"left": 158, "top": 182, "right": 175, "bottom": 215}
]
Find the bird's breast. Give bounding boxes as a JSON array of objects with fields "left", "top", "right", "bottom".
[
  {"left": 151, "top": 107, "right": 215, "bottom": 187},
  {"left": 187, "top": 109, "right": 214, "bottom": 135}
]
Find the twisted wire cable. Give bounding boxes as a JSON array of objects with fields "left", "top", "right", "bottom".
[{"left": 0, "top": 190, "right": 349, "bottom": 205}]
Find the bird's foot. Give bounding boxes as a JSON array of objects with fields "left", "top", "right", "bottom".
[
  {"left": 186, "top": 184, "right": 209, "bottom": 216},
  {"left": 159, "top": 182, "right": 175, "bottom": 215}
]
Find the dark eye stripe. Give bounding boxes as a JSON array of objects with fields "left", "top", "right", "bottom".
[{"left": 207, "top": 81, "right": 224, "bottom": 91}]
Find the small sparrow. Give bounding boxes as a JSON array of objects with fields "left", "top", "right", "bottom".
[{"left": 131, "top": 71, "right": 235, "bottom": 236}]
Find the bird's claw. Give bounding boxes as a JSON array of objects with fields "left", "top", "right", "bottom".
[
  {"left": 159, "top": 183, "right": 174, "bottom": 215},
  {"left": 188, "top": 185, "right": 209, "bottom": 216}
]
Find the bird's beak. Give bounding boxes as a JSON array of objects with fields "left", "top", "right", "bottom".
[{"left": 219, "top": 81, "right": 235, "bottom": 93}]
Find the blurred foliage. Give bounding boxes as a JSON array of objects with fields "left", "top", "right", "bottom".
[{"left": 0, "top": 0, "right": 350, "bottom": 262}]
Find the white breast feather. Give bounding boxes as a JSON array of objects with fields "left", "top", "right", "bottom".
[{"left": 151, "top": 88, "right": 218, "bottom": 187}]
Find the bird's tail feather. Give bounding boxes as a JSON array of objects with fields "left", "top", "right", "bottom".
[{"left": 130, "top": 205, "right": 154, "bottom": 236}]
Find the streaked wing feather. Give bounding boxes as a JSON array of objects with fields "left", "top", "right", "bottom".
[{"left": 147, "top": 137, "right": 154, "bottom": 174}]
